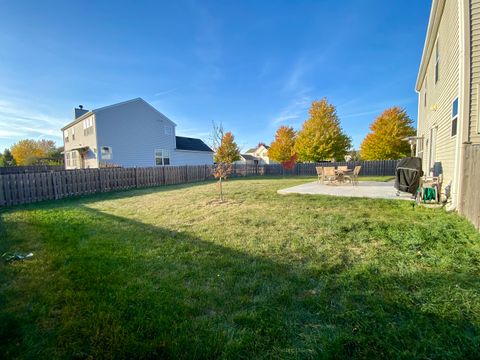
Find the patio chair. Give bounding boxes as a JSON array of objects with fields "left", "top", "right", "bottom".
[
  {"left": 343, "top": 165, "right": 362, "bottom": 185},
  {"left": 337, "top": 165, "right": 349, "bottom": 172},
  {"left": 315, "top": 166, "right": 323, "bottom": 183},
  {"left": 322, "top": 167, "right": 337, "bottom": 184}
]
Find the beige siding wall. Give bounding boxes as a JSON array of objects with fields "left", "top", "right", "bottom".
[
  {"left": 417, "top": 0, "right": 460, "bottom": 188},
  {"left": 63, "top": 114, "right": 98, "bottom": 169},
  {"left": 470, "top": 0, "right": 480, "bottom": 142}
]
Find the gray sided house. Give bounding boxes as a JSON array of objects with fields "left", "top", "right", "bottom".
[{"left": 61, "top": 98, "right": 213, "bottom": 169}]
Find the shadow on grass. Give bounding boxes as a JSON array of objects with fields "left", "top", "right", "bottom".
[{"left": 0, "top": 205, "right": 479, "bottom": 359}]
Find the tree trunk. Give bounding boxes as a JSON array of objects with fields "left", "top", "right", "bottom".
[{"left": 219, "top": 177, "right": 224, "bottom": 202}]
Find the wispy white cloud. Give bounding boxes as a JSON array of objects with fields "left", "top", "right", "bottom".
[
  {"left": 154, "top": 88, "right": 177, "bottom": 97},
  {"left": 0, "top": 129, "right": 26, "bottom": 138},
  {"left": 271, "top": 92, "right": 311, "bottom": 127},
  {"left": 341, "top": 108, "right": 384, "bottom": 119},
  {"left": 339, "top": 97, "right": 417, "bottom": 120},
  {"left": 0, "top": 97, "right": 64, "bottom": 147}
]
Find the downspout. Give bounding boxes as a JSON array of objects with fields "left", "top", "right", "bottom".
[{"left": 454, "top": 0, "right": 470, "bottom": 212}]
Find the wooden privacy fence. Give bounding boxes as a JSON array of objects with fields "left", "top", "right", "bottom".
[
  {"left": 0, "top": 165, "right": 64, "bottom": 174},
  {"left": 0, "top": 160, "right": 399, "bottom": 206},
  {"left": 460, "top": 145, "right": 480, "bottom": 230},
  {"left": 0, "top": 165, "right": 212, "bottom": 206},
  {"left": 256, "top": 160, "right": 399, "bottom": 177}
]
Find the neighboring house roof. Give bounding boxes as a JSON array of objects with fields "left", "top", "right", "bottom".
[
  {"left": 61, "top": 97, "right": 177, "bottom": 130},
  {"left": 176, "top": 136, "right": 213, "bottom": 152},
  {"left": 245, "top": 144, "right": 269, "bottom": 154},
  {"left": 416, "top": 0, "right": 445, "bottom": 90},
  {"left": 240, "top": 154, "right": 257, "bottom": 161}
]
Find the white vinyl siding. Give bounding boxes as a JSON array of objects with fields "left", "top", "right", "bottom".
[
  {"left": 95, "top": 99, "right": 176, "bottom": 167},
  {"left": 416, "top": 0, "right": 459, "bottom": 187},
  {"left": 173, "top": 150, "right": 213, "bottom": 165}
]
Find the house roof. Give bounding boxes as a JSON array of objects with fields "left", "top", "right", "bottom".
[
  {"left": 415, "top": 0, "right": 446, "bottom": 91},
  {"left": 176, "top": 136, "right": 213, "bottom": 152},
  {"left": 241, "top": 154, "right": 257, "bottom": 161},
  {"left": 61, "top": 98, "right": 177, "bottom": 130},
  {"left": 245, "top": 144, "right": 269, "bottom": 154}
]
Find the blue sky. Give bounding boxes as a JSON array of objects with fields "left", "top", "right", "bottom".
[{"left": 0, "top": 0, "right": 431, "bottom": 152}]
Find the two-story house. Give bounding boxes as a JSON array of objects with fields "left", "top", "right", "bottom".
[
  {"left": 236, "top": 144, "right": 276, "bottom": 165},
  {"left": 61, "top": 98, "right": 213, "bottom": 169},
  {"left": 415, "top": 0, "right": 480, "bottom": 209}
]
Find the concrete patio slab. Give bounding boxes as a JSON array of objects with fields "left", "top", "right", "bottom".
[{"left": 278, "top": 181, "right": 414, "bottom": 201}]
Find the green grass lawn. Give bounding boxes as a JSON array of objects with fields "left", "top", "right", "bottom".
[{"left": 1, "top": 177, "right": 479, "bottom": 359}]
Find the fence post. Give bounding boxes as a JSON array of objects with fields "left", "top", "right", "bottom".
[
  {"left": 135, "top": 167, "right": 139, "bottom": 188},
  {"left": 52, "top": 172, "right": 59, "bottom": 199}
]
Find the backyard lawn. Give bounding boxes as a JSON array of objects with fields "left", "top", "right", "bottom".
[{"left": 1, "top": 177, "right": 479, "bottom": 359}]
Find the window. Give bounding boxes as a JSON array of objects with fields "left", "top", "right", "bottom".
[
  {"left": 83, "top": 117, "right": 94, "bottom": 136},
  {"left": 71, "top": 151, "right": 78, "bottom": 168},
  {"left": 155, "top": 149, "right": 170, "bottom": 166},
  {"left": 164, "top": 125, "right": 172, "bottom": 135},
  {"left": 451, "top": 97, "right": 458, "bottom": 136},
  {"left": 435, "top": 39, "right": 440, "bottom": 84},
  {"left": 65, "top": 151, "right": 78, "bottom": 168},
  {"left": 417, "top": 136, "right": 424, "bottom": 158},
  {"left": 101, "top": 146, "right": 112, "bottom": 160},
  {"left": 64, "top": 130, "right": 69, "bottom": 143},
  {"left": 71, "top": 127, "right": 75, "bottom": 141}
]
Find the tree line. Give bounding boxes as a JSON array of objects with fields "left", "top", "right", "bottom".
[
  {"left": 268, "top": 98, "right": 415, "bottom": 165},
  {"left": 0, "top": 139, "right": 63, "bottom": 167}
]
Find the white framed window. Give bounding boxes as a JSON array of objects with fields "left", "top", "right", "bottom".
[
  {"left": 417, "top": 136, "right": 424, "bottom": 158},
  {"left": 101, "top": 146, "right": 112, "bottom": 160},
  {"left": 65, "top": 151, "right": 78, "bottom": 168},
  {"left": 435, "top": 38, "right": 440, "bottom": 84},
  {"left": 164, "top": 125, "right": 172, "bottom": 135},
  {"left": 71, "top": 127, "right": 75, "bottom": 141},
  {"left": 83, "top": 117, "right": 94, "bottom": 136},
  {"left": 155, "top": 149, "right": 171, "bottom": 166},
  {"left": 451, "top": 97, "right": 458, "bottom": 137},
  {"left": 64, "top": 130, "right": 69, "bottom": 143},
  {"left": 71, "top": 151, "right": 78, "bottom": 168}
]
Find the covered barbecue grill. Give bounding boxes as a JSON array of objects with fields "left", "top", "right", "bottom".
[{"left": 394, "top": 157, "right": 423, "bottom": 195}]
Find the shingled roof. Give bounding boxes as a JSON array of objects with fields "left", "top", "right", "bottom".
[
  {"left": 241, "top": 154, "right": 257, "bottom": 161},
  {"left": 176, "top": 136, "right": 213, "bottom": 152}
]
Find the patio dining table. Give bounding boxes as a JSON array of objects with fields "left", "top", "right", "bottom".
[{"left": 334, "top": 169, "right": 353, "bottom": 183}]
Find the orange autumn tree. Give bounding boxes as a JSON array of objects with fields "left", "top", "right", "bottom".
[
  {"left": 269, "top": 126, "right": 296, "bottom": 164},
  {"left": 212, "top": 130, "right": 240, "bottom": 201},
  {"left": 360, "top": 107, "right": 415, "bottom": 160}
]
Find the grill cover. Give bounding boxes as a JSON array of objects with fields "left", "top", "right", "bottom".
[{"left": 394, "top": 157, "right": 423, "bottom": 194}]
